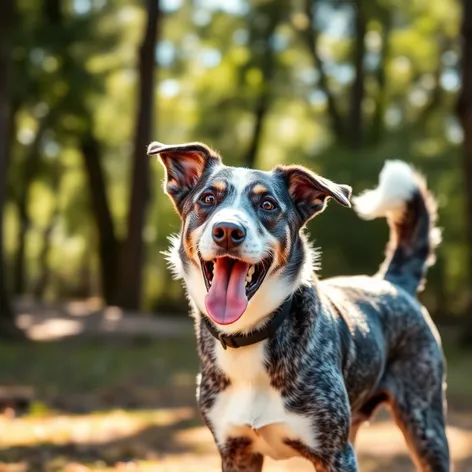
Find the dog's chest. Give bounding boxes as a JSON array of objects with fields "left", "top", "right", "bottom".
[{"left": 206, "top": 342, "right": 317, "bottom": 460}]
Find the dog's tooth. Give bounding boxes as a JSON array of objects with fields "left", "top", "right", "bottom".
[{"left": 246, "top": 265, "right": 255, "bottom": 284}]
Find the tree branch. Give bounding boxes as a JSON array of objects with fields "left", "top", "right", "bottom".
[{"left": 117, "top": 0, "right": 160, "bottom": 309}]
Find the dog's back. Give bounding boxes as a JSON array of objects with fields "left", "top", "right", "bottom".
[{"left": 325, "top": 160, "right": 442, "bottom": 349}]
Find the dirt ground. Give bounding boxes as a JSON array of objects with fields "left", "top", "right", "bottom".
[
  {"left": 1, "top": 299, "right": 472, "bottom": 471},
  {"left": 2, "top": 409, "right": 472, "bottom": 471}
]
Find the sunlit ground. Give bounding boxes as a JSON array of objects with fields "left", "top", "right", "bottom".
[
  {"left": 1, "top": 303, "right": 472, "bottom": 471},
  {"left": 2, "top": 410, "right": 472, "bottom": 472}
]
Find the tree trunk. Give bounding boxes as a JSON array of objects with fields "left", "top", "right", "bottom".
[
  {"left": 0, "top": 0, "right": 26, "bottom": 340},
  {"left": 5, "top": 100, "right": 19, "bottom": 173},
  {"left": 33, "top": 207, "right": 58, "bottom": 300},
  {"left": 244, "top": 95, "right": 269, "bottom": 168},
  {"left": 81, "top": 129, "right": 120, "bottom": 305},
  {"left": 458, "top": 0, "right": 472, "bottom": 345},
  {"left": 304, "top": 0, "right": 344, "bottom": 141},
  {"left": 416, "top": 39, "right": 448, "bottom": 131},
  {"left": 13, "top": 118, "right": 48, "bottom": 295},
  {"left": 117, "top": 0, "right": 160, "bottom": 309},
  {"left": 33, "top": 161, "right": 61, "bottom": 300},
  {"left": 243, "top": 8, "right": 280, "bottom": 168},
  {"left": 349, "top": 0, "right": 367, "bottom": 148},
  {"left": 43, "top": 0, "right": 62, "bottom": 23},
  {"left": 370, "top": 9, "right": 391, "bottom": 144}
]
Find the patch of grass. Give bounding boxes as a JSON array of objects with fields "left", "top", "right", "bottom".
[
  {"left": 0, "top": 337, "right": 199, "bottom": 406},
  {"left": 0, "top": 334, "right": 470, "bottom": 410}
]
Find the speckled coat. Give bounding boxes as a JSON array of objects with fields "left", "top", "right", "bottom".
[
  {"left": 195, "top": 271, "right": 448, "bottom": 471},
  {"left": 149, "top": 141, "right": 450, "bottom": 472}
]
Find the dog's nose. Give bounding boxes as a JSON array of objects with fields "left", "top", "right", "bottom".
[{"left": 212, "top": 221, "right": 246, "bottom": 249}]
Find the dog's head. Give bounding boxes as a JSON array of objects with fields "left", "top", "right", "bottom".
[{"left": 149, "top": 141, "right": 351, "bottom": 333}]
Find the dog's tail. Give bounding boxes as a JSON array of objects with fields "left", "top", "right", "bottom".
[{"left": 353, "top": 160, "right": 441, "bottom": 295}]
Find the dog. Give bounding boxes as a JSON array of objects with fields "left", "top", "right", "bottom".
[{"left": 148, "top": 140, "right": 450, "bottom": 472}]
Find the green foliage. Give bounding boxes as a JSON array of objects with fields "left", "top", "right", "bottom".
[{"left": 3, "top": 0, "right": 468, "bottom": 318}]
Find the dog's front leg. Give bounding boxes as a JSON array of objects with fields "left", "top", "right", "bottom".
[
  {"left": 314, "top": 443, "right": 358, "bottom": 472},
  {"left": 219, "top": 437, "right": 264, "bottom": 472}
]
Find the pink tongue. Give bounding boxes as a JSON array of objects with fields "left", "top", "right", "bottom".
[{"left": 205, "top": 258, "right": 250, "bottom": 325}]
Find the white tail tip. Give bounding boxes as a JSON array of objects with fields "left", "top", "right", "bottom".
[{"left": 353, "top": 160, "right": 418, "bottom": 220}]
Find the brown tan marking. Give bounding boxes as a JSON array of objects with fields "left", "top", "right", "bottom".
[
  {"left": 183, "top": 218, "right": 199, "bottom": 266},
  {"left": 271, "top": 226, "right": 292, "bottom": 275},
  {"left": 212, "top": 180, "right": 227, "bottom": 192},
  {"left": 252, "top": 184, "right": 268, "bottom": 195}
]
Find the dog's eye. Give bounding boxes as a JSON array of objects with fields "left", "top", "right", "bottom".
[
  {"left": 200, "top": 192, "right": 216, "bottom": 206},
  {"left": 261, "top": 197, "right": 277, "bottom": 211}
]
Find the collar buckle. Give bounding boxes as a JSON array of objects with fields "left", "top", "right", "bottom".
[{"left": 218, "top": 333, "right": 240, "bottom": 350}]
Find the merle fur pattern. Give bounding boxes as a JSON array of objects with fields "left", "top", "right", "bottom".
[{"left": 149, "top": 141, "right": 450, "bottom": 472}]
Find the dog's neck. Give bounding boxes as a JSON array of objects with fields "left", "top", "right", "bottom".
[{"left": 200, "top": 296, "right": 293, "bottom": 350}]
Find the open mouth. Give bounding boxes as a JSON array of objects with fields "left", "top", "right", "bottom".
[{"left": 200, "top": 255, "right": 270, "bottom": 325}]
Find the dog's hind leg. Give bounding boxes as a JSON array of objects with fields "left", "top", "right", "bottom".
[
  {"left": 388, "top": 393, "right": 449, "bottom": 472},
  {"left": 220, "top": 437, "right": 264, "bottom": 472},
  {"left": 384, "top": 354, "right": 450, "bottom": 472}
]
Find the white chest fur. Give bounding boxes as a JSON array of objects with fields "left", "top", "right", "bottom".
[{"left": 206, "top": 341, "right": 318, "bottom": 461}]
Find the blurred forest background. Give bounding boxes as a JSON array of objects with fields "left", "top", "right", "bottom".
[
  {"left": 2, "top": 1, "right": 472, "bottom": 471},
  {"left": 1, "top": 0, "right": 472, "bottom": 336}
]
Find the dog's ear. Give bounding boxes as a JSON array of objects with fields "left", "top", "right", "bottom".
[
  {"left": 275, "top": 165, "right": 352, "bottom": 223},
  {"left": 148, "top": 141, "right": 221, "bottom": 213}
]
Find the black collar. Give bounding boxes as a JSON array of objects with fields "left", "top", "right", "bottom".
[{"left": 202, "top": 296, "right": 293, "bottom": 350}]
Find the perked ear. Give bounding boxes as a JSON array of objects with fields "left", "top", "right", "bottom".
[
  {"left": 147, "top": 141, "right": 221, "bottom": 213},
  {"left": 275, "top": 165, "right": 352, "bottom": 223}
]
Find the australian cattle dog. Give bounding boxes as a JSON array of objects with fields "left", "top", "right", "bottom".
[{"left": 148, "top": 140, "right": 450, "bottom": 472}]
